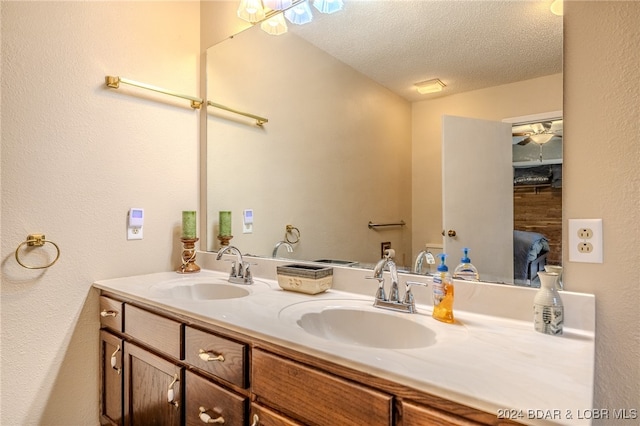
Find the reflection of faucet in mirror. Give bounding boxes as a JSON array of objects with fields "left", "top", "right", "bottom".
[
  {"left": 414, "top": 249, "right": 436, "bottom": 275},
  {"left": 216, "top": 245, "right": 253, "bottom": 284},
  {"left": 272, "top": 241, "right": 294, "bottom": 258}
]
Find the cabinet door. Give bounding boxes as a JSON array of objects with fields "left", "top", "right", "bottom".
[
  {"left": 123, "top": 343, "right": 182, "bottom": 426},
  {"left": 252, "top": 349, "right": 392, "bottom": 425},
  {"left": 100, "top": 331, "right": 123, "bottom": 425},
  {"left": 250, "top": 403, "right": 305, "bottom": 426},
  {"left": 401, "top": 400, "right": 484, "bottom": 426},
  {"left": 184, "top": 370, "right": 247, "bottom": 426}
]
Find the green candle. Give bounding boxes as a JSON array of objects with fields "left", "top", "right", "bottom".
[
  {"left": 182, "top": 211, "right": 196, "bottom": 239},
  {"left": 219, "top": 211, "right": 232, "bottom": 236}
]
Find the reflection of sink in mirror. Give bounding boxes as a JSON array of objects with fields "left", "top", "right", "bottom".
[
  {"left": 298, "top": 308, "right": 435, "bottom": 349},
  {"left": 150, "top": 277, "right": 269, "bottom": 300}
]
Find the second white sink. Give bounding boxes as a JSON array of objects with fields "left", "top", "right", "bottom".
[{"left": 279, "top": 299, "right": 449, "bottom": 349}]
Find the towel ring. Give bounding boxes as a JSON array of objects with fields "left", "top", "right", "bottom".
[
  {"left": 285, "top": 225, "right": 300, "bottom": 244},
  {"left": 15, "top": 234, "right": 61, "bottom": 269}
]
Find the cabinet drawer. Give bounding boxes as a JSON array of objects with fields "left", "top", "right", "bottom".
[
  {"left": 401, "top": 400, "right": 484, "bottom": 426},
  {"left": 184, "top": 370, "right": 247, "bottom": 426},
  {"left": 124, "top": 305, "right": 182, "bottom": 359},
  {"left": 184, "top": 326, "right": 248, "bottom": 388},
  {"left": 252, "top": 349, "right": 392, "bottom": 425},
  {"left": 250, "top": 403, "right": 305, "bottom": 426},
  {"left": 100, "top": 296, "right": 123, "bottom": 332}
]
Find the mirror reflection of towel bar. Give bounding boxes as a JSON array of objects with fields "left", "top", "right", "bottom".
[{"left": 368, "top": 220, "right": 406, "bottom": 229}]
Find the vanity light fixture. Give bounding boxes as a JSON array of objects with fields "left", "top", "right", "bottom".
[
  {"left": 261, "top": 13, "right": 288, "bottom": 35},
  {"left": 284, "top": 0, "right": 314, "bottom": 25},
  {"left": 264, "top": 0, "right": 293, "bottom": 10},
  {"left": 415, "top": 78, "right": 446, "bottom": 94},
  {"left": 550, "top": 0, "right": 563, "bottom": 16},
  {"left": 313, "top": 0, "right": 343, "bottom": 14},
  {"left": 238, "top": 0, "right": 266, "bottom": 23}
]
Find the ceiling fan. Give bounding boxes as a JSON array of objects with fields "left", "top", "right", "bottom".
[{"left": 512, "top": 120, "right": 563, "bottom": 161}]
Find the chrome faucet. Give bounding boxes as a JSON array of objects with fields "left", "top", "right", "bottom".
[
  {"left": 367, "top": 249, "right": 427, "bottom": 313},
  {"left": 414, "top": 249, "right": 435, "bottom": 275},
  {"left": 216, "top": 245, "right": 253, "bottom": 284},
  {"left": 272, "top": 240, "right": 294, "bottom": 258}
]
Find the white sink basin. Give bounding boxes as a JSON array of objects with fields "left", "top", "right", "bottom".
[
  {"left": 279, "top": 299, "right": 449, "bottom": 349},
  {"left": 150, "top": 276, "right": 268, "bottom": 300}
]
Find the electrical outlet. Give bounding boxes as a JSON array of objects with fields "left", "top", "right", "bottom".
[
  {"left": 381, "top": 242, "right": 391, "bottom": 258},
  {"left": 569, "top": 219, "right": 603, "bottom": 263}
]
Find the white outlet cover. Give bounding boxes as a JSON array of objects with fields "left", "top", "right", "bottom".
[{"left": 568, "top": 219, "right": 603, "bottom": 263}]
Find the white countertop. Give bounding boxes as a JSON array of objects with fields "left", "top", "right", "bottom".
[{"left": 94, "top": 257, "right": 595, "bottom": 426}]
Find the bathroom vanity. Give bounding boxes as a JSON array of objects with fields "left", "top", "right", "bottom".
[{"left": 94, "top": 257, "right": 595, "bottom": 426}]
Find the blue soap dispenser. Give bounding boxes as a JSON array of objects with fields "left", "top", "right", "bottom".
[{"left": 432, "top": 254, "right": 454, "bottom": 323}]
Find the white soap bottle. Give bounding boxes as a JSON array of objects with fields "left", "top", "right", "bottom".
[{"left": 533, "top": 271, "right": 563, "bottom": 335}]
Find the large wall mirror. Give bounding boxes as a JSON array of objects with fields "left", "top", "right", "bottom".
[{"left": 204, "top": 1, "right": 563, "bottom": 286}]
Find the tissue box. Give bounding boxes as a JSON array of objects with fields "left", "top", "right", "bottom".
[{"left": 276, "top": 264, "right": 333, "bottom": 295}]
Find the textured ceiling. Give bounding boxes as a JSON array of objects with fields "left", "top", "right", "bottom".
[{"left": 288, "top": 1, "right": 563, "bottom": 102}]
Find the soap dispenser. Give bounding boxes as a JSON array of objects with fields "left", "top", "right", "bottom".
[
  {"left": 452, "top": 247, "right": 479, "bottom": 281},
  {"left": 432, "top": 254, "right": 454, "bottom": 324}
]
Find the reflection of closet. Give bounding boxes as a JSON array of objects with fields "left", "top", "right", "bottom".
[{"left": 511, "top": 116, "right": 563, "bottom": 266}]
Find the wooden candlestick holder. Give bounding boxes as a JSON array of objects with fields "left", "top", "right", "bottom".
[
  {"left": 217, "top": 234, "right": 233, "bottom": 247},
  {"left": 177, "top": 237, "right": 200, "bottom": 274}
]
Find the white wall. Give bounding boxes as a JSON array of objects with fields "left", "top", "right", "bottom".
[{"left": 1, "top": 1, "right": 200, "bottom": 424}]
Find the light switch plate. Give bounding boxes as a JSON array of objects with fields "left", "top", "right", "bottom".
[{"left": 568, "top": 219, "right": 603, "bottom": 263}]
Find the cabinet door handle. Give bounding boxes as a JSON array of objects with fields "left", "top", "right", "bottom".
[
  {"left": 198, "top": 349, "right": 225, "bottom": 362},
  {"left": 250, "top": 414, "right": 259, "bottom": 426},
  {"left": 100, "top": 310, "right": 118, "bottom": 317},
  {"left": 198, "top": 406, "right": 225, "bottom": 424},
  {"left": 167, "top": 373, "right": 179, "bottom": 407},
  {"left": 110, "top": 345, "right": 121, "bottom": 375}
]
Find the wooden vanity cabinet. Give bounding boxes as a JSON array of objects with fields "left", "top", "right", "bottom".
[
  {"left": 123, "top": 342, "right": 182, "bottom": 426},
  {"left": 99, "top": 330, "right": 123, "bottom": 425},
  {"left": 249, "top": 403, "right": 305, "bottom": 426},
  {"left": 399, "top": 400, "right": 485, "bottom": 426},
  {"left": 98, "top": 291, "right": 518, "bottom": 426},
  {"left": 252, "top": 348, "right": 393, "bottom": 425}
]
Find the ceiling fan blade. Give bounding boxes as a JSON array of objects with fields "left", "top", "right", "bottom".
[{"left": 517, "top": 137, "right": 532, "bottom": 146}]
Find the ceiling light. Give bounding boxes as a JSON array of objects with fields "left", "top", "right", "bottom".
[
  {"left": 550, "top": 0, "right": 563, "bottom": 16},
  {"left": 313, "top": 0, "right": 343, "bottom": 14},
  {"left": 285, "top": 0, "right": 313, "bottom": 25},
  {"left": 238, "top": 0, "right": 266, "bottom": 23},
  {"left": 261, "top": 13, "right": 288, "bottom": 35},
  {"left": 264, "top": 0, "right": 293, "bottom": 10},
  {"left": 415, "top": 79, "right": 446, "bottom": 94}
]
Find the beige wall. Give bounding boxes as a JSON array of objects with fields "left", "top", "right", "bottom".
[
  {"left": 1, "top": 1, "right": 200, "bottom": 424},
  {"left": 411, "top": 73, "right": 563, "bottom": 256},
  {"left": 205, "top": 23, "right": 412, "bottom": 266},
  {"left": 1, "top": 1, "right": 638, "bottom": 424},
  {"left": 564, "top": 1, "right": 639, "bottom": 419}
]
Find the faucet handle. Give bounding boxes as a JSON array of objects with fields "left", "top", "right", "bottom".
[
  {"left": 241, "top": 262, "right": 254, "bottom": 284},
  {"left": 365, "top": 276, "right": 386, "bottom": 301},
  {"left": 403, "top": 281, "right": 429, "bottom": 311}
]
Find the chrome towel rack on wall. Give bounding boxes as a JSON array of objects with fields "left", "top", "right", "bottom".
[
  {"left": 105, "top": 76, "right": 203, "bottom": 109},
  {"left": 368, "top": 220, "right": 406, "bottom": 229}
]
